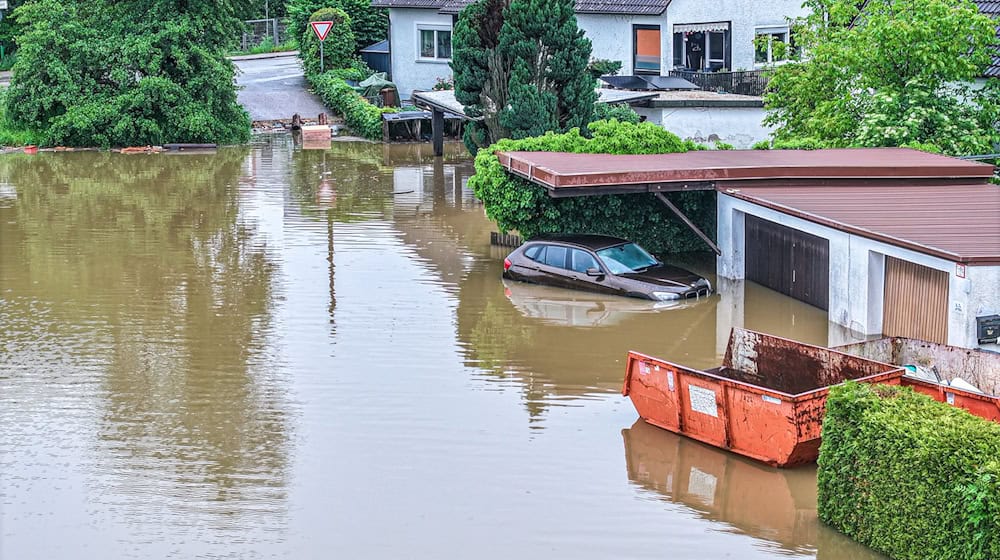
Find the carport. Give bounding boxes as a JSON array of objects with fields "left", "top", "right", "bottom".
[{"left": 497, "top": 147, "right": 999, "bottom": 349}]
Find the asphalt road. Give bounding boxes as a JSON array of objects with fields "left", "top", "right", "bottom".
[{"left": 233, "top": 53, "right": 328, "bottom": 121}]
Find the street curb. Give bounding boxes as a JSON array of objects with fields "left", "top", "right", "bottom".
[{"left": 228, "top": 51, "right": 300, "bottom": 62}]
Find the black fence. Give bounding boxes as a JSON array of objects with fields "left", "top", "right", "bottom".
[{"left": 667, "top": 69, "right": 770, "bottom": 97}]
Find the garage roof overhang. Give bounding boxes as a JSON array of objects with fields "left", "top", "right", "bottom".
[{"left": 497, "top": 148, "right": 995, "bottom": 198}]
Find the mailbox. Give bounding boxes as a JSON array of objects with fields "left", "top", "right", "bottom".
[{"left": 977, "top": 314, "right": 1000, "bottom": 344}]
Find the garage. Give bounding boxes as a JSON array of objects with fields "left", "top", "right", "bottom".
[
  {"left": 745, "top": 214, "right": 830, "bottom": 311},
  {"left": 883, "top": 256, "right": 949, "bottom": 344}
]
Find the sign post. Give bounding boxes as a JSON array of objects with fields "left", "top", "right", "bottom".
[{"left": 310, "top": 21, "right": 333, "bottom": 73}]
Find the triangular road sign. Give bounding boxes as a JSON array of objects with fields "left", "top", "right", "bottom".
[{"left": 311, "top": 21, "right": 333, "bottom": 42}]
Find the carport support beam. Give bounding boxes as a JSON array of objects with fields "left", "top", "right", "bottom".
[
  {"left": 654, "top": 192, "right": 721, "bottom": 256},
  {"left": 432, "top": 108, "right": 444, "bottom": 157}
]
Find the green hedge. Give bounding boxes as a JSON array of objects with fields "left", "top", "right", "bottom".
[
  {"left": 309, "top": 70, "right": 396, "bottom": 141},
  {"left": 819, "top": 383, "right": 1000, "bottom": 560},
  {"left": 468, "top": 120, "right": 715, "bottom": 255}
]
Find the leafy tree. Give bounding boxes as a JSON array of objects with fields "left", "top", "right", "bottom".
[
  {"left": 764, "top": 0, "right": 1000, "bottom": 155},
  {"left": 299, "top": 7, "right": 354, "bottom": 77},
  {"left": 4, "top": 0, "right": 250, "bottom": 147},
  {"left": 452, "top": 0, "right": 596, "bottom": 153},
  {"left": 286, "top": 0, "right": 388, "bottom": 52}
]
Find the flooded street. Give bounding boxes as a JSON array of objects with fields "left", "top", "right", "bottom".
[{"left": 0, "top": 137, "right": 883, "bottom": 559}]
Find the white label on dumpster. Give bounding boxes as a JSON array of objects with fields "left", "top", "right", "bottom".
[
  {"left": 946, "top": 392, "right": 956, "bottom": 405},
  {"left": 667, "top": 371, "right": 675, "bottom": 392},
  {"left": 762, "top": 394, "right": 782, "bottom": 405},
  {"left": 689, "top": 384, "right": 718, "bottom": 417}
]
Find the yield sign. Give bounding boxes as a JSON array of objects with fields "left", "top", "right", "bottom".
[{"left": 311, "top": 21, "right": 333, "bottom": 42}]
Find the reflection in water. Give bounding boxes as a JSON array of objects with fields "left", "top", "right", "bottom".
[
  {"left": 623, "top": 419, "right": 885, "bottom": 559},
  {"left": 0, "top": 150, "right": 287, "bottom": 555}
]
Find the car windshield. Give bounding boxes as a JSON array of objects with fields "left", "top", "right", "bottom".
[{"left": 596, "top": 243, "right": 658, "bottom": 274}]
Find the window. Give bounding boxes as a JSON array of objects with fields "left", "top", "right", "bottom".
[
  {"left": 524, "top": 244, "right": 543, "bottom": 261},
  {"left": 569, "top": 249, "right": 599, "bottom": 273},
  {"left": 542, "top": 245, "right": 568, "bottom": 269},
  {"left": 596, "top": 243, "right": 658, "bottom": 274},
  {"left": 633, "top": 25, "right": 661, "bottom": 74},
  {"left": 418, "top": 28, "right": 452, "bottom": 60},
  {"left": 755, "top": 27, "right": 791, "bottom": 65},
  {"left": 672, "top": 23, "right": 731, "bottom": 71}
]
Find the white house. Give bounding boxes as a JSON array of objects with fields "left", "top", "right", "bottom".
[{"left": 370, "top": 0, "right": 809, "bottom": 100}]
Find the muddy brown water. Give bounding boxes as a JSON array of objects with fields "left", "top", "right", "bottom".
[{"left": 0, "top": 137, "right": 884, "bottom": 559}]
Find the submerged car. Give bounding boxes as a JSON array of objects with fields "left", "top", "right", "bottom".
[{"left": 502, "top": 234, "right": 712, "bottom": 301}]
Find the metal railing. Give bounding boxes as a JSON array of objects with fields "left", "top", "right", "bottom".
[
  {"left": 241, "top": 18, "right": 286, "bottom": 51},
  {"left": 667, "top": 69, "right": 770, "bottom": 97}
]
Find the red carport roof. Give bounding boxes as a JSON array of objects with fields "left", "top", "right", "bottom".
[{"left": 497, "top": 148, "right": 994, "bottom": 191}]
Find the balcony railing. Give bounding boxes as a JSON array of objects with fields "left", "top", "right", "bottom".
[{"left": 667, "top": 69, "right": 770, "bottom": 97}]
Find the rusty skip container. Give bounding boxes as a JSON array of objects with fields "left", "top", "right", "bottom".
[{"left": 622, "top": 328, "right": 906, "bottom": 467}]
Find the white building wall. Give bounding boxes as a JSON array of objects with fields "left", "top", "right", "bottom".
[
  {"left": 666, "top": 0, "right": 809, "bottom": 70},
  {"left": 388, "top": 8, "right": 454, "bottom": 100},
  {"left": 717, "top": 193, "right": 1000, "bottom": 349},
  {"left": 635, "top": 106, "right": 771, "bottom": 148},
  {"left": 574, "top": 14, "right": 665, "bottom": 75}
]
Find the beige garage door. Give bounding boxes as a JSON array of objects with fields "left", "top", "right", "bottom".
[{"left": 883, "top": 256, "right": 949, "bottom": 344}]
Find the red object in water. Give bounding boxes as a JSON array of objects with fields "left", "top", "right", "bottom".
[
  {"left": 622, "top": 328, "right": 906, "bottom": 468},
  {"left": 23, "top": 145, "right": 38, "bottom": 155},
  {"left": 503, "top": 257, "right": 512, "bottom": 272}
]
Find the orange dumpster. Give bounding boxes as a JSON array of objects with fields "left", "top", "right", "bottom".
[{"left": 622, "top": 328, "right": 906, "bottom": 467}]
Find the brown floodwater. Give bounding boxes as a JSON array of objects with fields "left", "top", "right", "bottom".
[{"left": 0, "top": 137, "right": 884, "bottom": 559}]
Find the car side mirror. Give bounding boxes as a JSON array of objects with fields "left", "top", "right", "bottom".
[{"left": 586, "top": 267, "right": 604, "bottom": 277}]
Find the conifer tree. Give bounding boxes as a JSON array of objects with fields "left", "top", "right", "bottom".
[{"left": 452, "top": 0, "right": 595, "bottom": 153}]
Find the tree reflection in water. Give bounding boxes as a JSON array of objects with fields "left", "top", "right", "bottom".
[{"left": 0, "top": 150, "right": 288, "bottom": 535}]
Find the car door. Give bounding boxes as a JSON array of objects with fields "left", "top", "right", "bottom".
[
  {"left": 534, "top": 244, "right": 576, "bottom": 290},
  {"left": 567, "top": 248, "right": 621, "bottom": 295}
]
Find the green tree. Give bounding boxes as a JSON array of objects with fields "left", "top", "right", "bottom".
[
  {"left": 452, "top": 0, "right": 596, "bottom": 153},
  {"left": 286, "top": 0, "right": 388, "bottom": 52},
  {"left": 4, "top": 0, "right": 250, "bottom": 147},
  {"left": 764, "top": 0, "right": 1000, "bottom": 155},
  {"left": 299, "top": 7, "right": 354, "bottom": 77}
]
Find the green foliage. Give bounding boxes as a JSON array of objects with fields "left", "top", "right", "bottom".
[
  {"left": 309, "top": 71, "right": 396, "bottom": 140},
  {"left": 452, "top": 0, "right": 596, "bottom": 153},
  {"left": 586, "top": 58, "right": 623, "bottom": 80},
  {"left": 591, "top": 103, "right": 640, "bottom": 124},
  {"left": 299, "top": 8, "right": 354, "bottom": 78},
  {"left": 231, "top": 37, "right": 297, "bottom": 56},
  {"left": 819, "top": 383, "right": 1000, "bottom": 560},
  {"left": 764, "top": 0, "right": 1000, "bottom": 155},
  {"left": 468, "top": 120, "right": 715, "bottom": 254},
  {"left": 0, "top": 87, "right": 43, "bottom": 146},
  {"left": 286, "top": 0, "right": 388, "bottom": 53},
  {"left": 4, "top": 0, "right": 250, "bottom": 148},
  {"left": 713, "top": 142, "right": 734, "bottom": 150}
]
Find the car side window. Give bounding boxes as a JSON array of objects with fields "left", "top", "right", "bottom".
[
  {"left": 523, "top": 244, "right": 543, "bottom": 261},
  {"left": 542, "top": 245, "right": 568, "bottom": 269},
  {"left": 569, "top": 249, "right": 599, "bottom": 273}
]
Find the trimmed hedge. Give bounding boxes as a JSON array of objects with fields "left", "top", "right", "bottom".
[
  {"left": 819, "top": 383, "right": 1000, "bottom": 560},
  {"left": 309, "top": 70, "right": 396, "bottom": 141}
]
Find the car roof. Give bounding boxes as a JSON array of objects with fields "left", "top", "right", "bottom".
[{"left": 527, "top": 234, "right": 630, "bottom": 251}]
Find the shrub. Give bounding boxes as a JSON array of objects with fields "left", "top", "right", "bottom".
[
  {"left": 591, "top": 103, "right": 640, "bottom": 124},
  {"left": 587, "top": 58, "right": 623, "bottom": 80},
  {"left": 309, "top": 71, "right": 396, "bottom": 140},
  {"left": 300, "top": 8, "right": 355, "bottom": 78},
  {"left": 819, "top": 383, "right": 1000, "bottom": 560},
  {"left": 468, "top": 119, "right": 715, "bottom": 255}
]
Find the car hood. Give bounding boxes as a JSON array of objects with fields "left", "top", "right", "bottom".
[{"left": 619, "top": 264, "right": 707, "bottom": 290}]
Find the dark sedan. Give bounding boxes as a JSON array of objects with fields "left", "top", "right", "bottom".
[{"left": 502, "top": 234, "right": 712, "bottom": 302}]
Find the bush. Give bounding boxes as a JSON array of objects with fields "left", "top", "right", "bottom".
[
  {"left": 587, "top": 58, "right": 623, "bottom": 80},
  {"left": 591, "top": 103, "right": 640, "bottom": 124},
  {"left": 309, "top": 71, "right": 396, "bottom": 140},
  {"left": 468, "top": 120, "right": 715, "bottom": 255},
  {"left": 819, "top": 383, "right": 1000, "bottom": 560},
  {"left": 300, "top": 8, "right": 355, "bottom": 78}
]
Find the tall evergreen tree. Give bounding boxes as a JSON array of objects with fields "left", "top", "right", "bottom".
[{"left": 452, "top": 0, "right": 595, "bottom": 153}]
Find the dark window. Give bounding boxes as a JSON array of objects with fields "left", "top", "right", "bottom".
[
  {"left": 524, "top": 244, "right": 543, "bottom": 261},
  {"left": 570, "top": 249, "right": 599, "bottom": 273},
  {"left": 672, "top": 32, "right": 684, "bottom": 68},
  {"left": 542, "top": 245, "right": 568, "bottom": 269}
]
